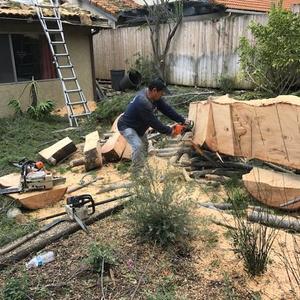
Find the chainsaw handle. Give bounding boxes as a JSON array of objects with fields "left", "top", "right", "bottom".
[{"left": 67, "top": 194, "right": 95, "bottom": 215}]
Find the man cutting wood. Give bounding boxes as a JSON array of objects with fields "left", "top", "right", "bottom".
[{"left": 117, "top": 78, "right": 189, "bottom": 172}]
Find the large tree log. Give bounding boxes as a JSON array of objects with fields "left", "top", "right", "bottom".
[
  {"left": 243, "top": 167, "right": 300, "bottom": 211},
  {"left": 84, "top": 131, "right": 102, "bottom": 171},
  {"left": 101, "top": 132, "right": 127, "bottom": 162},
  {"left": 189, "top": 95, "right": 300, "bottom": 170}
]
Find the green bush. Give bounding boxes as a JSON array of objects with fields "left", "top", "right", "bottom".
[
  {"left": 3, "top": 274, "right": 29, "bottom": 300},
  {"left": 93, "top": 93, "right": 134, "bottom": 124},
  {"left": 219, "top": 75, "right": 236, "bottom": 93},
  {"left": 130, "top": 53, "right": 158, "bottom": 85},
  {"left": 238, "top": 6, "right": 300, "bottom": 95},
  {"left": 8, "top": 99, "right": 23, "bottom": 116},
  {"left": 127, "top": 167, "right": 196, "bottom": 247},
  {"left": 85, "top": 242, "right": 117, "bottom": 273}
]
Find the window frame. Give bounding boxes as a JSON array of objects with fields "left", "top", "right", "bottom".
[{"left": 0, "top": 32, "right": 56, "bottom": 84}]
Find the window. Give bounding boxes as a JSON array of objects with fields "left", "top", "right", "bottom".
[{"left": 0, "top": 33, "right": 56, "bottom": 84}]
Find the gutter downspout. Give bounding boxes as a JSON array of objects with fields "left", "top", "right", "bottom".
[{"left": 90, "top": 27, "right": 100, "bottom": 101}]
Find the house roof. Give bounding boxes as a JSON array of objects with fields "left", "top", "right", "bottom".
[
  {"left": 89, "top": 0, "right": 140, "bottom": 16},
  {"left": 213, "top": 0, "right": 300, "bottom": 12},
  {"left": 0, "top": 0, "right": 109, "bottom": 27}
]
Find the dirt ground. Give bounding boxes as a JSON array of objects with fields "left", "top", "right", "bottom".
[{"left": 0, "top": 155, "right": 299, "bottom": 300}]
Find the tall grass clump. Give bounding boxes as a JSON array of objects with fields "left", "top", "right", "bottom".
[
  {"left": 225, "top": 180, "right": 277, "bottom": 276},
  {"left": 127, "top": 166, "right": 196, "bottom": 247}
]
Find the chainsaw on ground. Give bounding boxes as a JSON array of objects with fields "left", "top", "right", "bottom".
[
  {"left": 65, "top": 194, "right": 95, "bottom": 233},
  {"left": 0, "top": 160, "right": 66, "bottom": 195}
]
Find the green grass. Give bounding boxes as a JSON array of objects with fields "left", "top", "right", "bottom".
[{"left": 0, "top": 115, "right": 98, "bottom": 176}]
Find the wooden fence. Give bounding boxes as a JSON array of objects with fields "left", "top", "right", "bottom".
[{"left": 93, "top": 14, "right": 267, "bottom": 88}]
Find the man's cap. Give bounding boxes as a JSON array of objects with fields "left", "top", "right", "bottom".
[{"left": 148, "top": 78, "right": 171, "bottom": 95}]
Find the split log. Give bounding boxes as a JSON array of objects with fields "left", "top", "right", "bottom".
[
  {"left": 189, "top": 95, "right": 300, "bottom": 169},
  {"left": 110, "top": 114, "right": 123, "bottom": 132},
  {"left": 69, "top": 157, "right": 85, "bottom": 168},
  {"left": 96, "top": 181, "right": 132, "bottom": 194},
  {"left": 101, "top": 132, "right": 127, "bottom": 162},
  {"left": 243, "top": 167, "right": 300, "bottom": 211},
  {"left": 38, "top": 137, "right": 77, "bottom": 165},
  {"left": 84, "top": 131, "right": 102, "bottom": 171},
  {"left": 0, "top": 204, "right": 125, "bottom": 269},
  {"left": 190, "top": 169, "right": 216, "bottom": 179},
  {"left": 122, "top": 142, "right": 132, "bottom": 160}
]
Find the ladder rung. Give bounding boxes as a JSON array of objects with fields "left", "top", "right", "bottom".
[
  {"left": 55, "top": 53, "right": 69, "bottom": 57},
  {"left": 65, "top": 89, "right": 82, "bottom": 93},
  {"left": 68, "top": 101, "right": 87, "bottom": 105},
  {"left": 36, "top": 4, "right": 59, "bottom": 9},
  {"left": 58, "top": 65, "right": 73, "bottom": 69},
  {"left": 52, "top": 41, "right": 65, "bottom": 44},
  {"left": 62, "top": 77, "right": 77, "bottom": 81},
  {"left": 41, "top": 16, "right": 60, "bottom": 21},
  {"left": 70, "top": 112, "right": 91, "bottom": 118},
  {"left": 47, "top": 29, "right": 63, "bottom": 33}
]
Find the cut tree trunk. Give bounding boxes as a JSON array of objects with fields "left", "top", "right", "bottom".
[
  {"left": 38, "top": 137, "right": 77, "bottom": 165},
  {"left": 189, "top": 95, "right": 300, "bottom": 170},
  {"left": 84, "top": 131, "right": 102, "bottom": 171},
  {"left": 101, "top": 132, "right": 127, "bottom": 162},
  {"left": 243, "top": 167, "right": 300, "bottom": 210}
]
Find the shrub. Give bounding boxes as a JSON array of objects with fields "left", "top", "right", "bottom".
[
  {"left": 85, "top": 242, "right": 117, "bottom": 273},
  {"left": 127, "top": 166, "right": 196, "bottom": 247},
  {"left": 8, "top": 99, "right": 23, "bottom": 116},
  {"left": 219, "top": 75, "right": 236, "bottom": 93},
  {"left": 130, "top": 53, "right": 158, "bottom": 85},
  {"left": 238, "top": 6, "right": 300, "bottom": 95},
  {"left": 93, "top": 93, "right": 134, "bottom": 124},
  {"left": 3, "top": 274, "right": 29, "bottom": 300},
  {"left": 27, "top": 100, "right": 55, "bottom": 120}
]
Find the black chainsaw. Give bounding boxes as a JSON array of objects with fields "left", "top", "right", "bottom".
[{"left": 0, "top": 159, "right": 66, "bottom": 195}]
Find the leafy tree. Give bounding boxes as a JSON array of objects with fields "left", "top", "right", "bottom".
[{"left": 238, "top": 5, "right": 300, "bottom": 96}]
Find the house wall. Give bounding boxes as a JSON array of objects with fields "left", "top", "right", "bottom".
[
  {"left": 0, "top": 21, "right": 94, "bottom": 118},
  {"left": 93, "top": 14, "right": 267, "bottom": 89}
]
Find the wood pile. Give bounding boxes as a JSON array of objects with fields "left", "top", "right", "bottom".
[{"left": 188, "top": 95, "right": 300, "bottom": 170}]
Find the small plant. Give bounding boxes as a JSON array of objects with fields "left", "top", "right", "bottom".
[
  {"left": 85, "top": 242, "right": 117, "bottom": 273},
  {"left": 222, "top": 272, "right": 238, "bottom": 300},
  {"left": 127, "top": 166, "right": 196, "bottom": 247},
  {"left": 8, "top": 99, "right": 23, "bottom": 116},
  {"left": 229, "top": 211, "right": 277, "bottom": 276},
  {"left": 3, "top": 273, "right": 29, "bottom": 300},
  {"left": 27, "top": 100, "right": 55, "bottom": 120},
  {"left": 116, "top": 160, "right": 131, "bottom": 174},
  {"left": 146, "top": 276, "right": 177, "bottom": 300},
  {"left": 219, "top": 75, "right": 236, "bottom": 93}
]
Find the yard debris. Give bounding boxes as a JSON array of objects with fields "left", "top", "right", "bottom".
[{"left": 38, "top": 137, "right": 77, "bottom": 165}]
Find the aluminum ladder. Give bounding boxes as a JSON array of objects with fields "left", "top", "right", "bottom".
[{"left": 34, "top": 0, "right": 91, "bottom": 127}]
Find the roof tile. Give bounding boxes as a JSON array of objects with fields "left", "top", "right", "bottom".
[
  {"left": 214, "top": 0, "right": 300, "bottom": 12},
  {"left": 90, "top": 0, "right": 140, "bottom": 16}
]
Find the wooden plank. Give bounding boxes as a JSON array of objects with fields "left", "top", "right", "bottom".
[
  {"left": 243, "top": 167, "right": 300, "bottom": 210},
  {"left": 101, "top": 132, "right": 126, "bottom": 162},
  {"left": 38, "top": 137, "right": 77, "bottom": 165},
  {"left": 0, "top": 173, "right": 19, "bottom": 188},
  {"left": 84, "top": 131, "right": 102, "bottom": 171},
  {"left": 5, "top": 186, "right": 67, "bottom": 210}
]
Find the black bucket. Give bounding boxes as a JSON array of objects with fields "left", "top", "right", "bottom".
[
  {"left": 119, "top": 70, "right": 142, "bottom": 91},
  {"left": 110, "top": 69, "right": 125, "bottom": 91}
]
